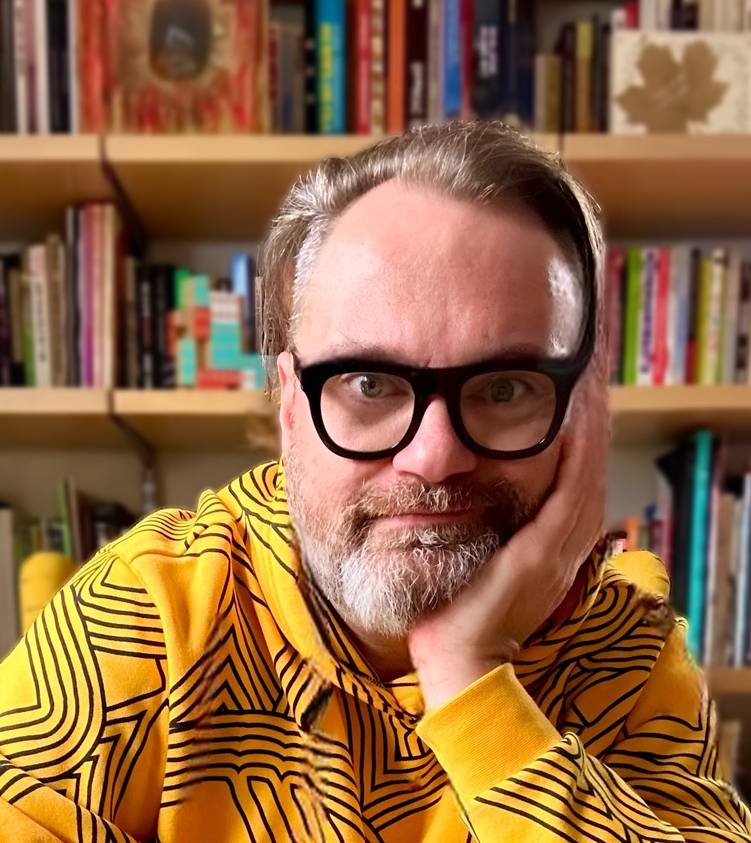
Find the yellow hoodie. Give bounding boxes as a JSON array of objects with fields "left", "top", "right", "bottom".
[{"left": 0, "top": 459, "right": 749, "bottom": 841}]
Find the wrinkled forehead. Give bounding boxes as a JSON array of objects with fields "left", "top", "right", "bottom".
[{"left": 294, "top": 183, "right": 587, "bottom": 364}]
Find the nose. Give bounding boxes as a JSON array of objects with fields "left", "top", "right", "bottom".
[{"left": 391, "top": 396, "right": 479, "bottom": 483}]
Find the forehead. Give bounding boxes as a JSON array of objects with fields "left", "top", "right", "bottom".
[{"left": 295, "top": 181, "right": 582, "bottom": 365}]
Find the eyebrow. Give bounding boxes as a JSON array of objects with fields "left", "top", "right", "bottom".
[{"left": 307, "top": 341, "right": 551, "bottom": 365}]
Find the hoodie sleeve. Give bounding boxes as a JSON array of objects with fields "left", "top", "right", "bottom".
[
  {"left": 416, "top": 624, "right": 751, "bottom": 841},
  {"left": 0, "top": 549, "right": 169, "bottom": 843}
]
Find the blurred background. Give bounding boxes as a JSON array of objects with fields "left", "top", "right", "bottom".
[{"left": 1, "top": 0, "right": 750, "bottom": 799}]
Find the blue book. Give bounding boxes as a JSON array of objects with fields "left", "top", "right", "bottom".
[
  {"left": 230, "top": 253, "right": 257, "bottom": 353},
  {"left": 442, "top": 0, "right": 461, "bottom": 119},
  {"left": 687, "top": 429, "right": 714, "bottom": 660},
  {"left": 316, "top": 0, "right": 346, "bottom": 133}
]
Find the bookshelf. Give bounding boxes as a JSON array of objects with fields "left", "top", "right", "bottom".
[{"left": 0, "top": 136, "right": 109, "bottom": 241}]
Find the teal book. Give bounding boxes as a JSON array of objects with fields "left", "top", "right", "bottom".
[
  {"left": 316, "top": 0, "right": 346, "bottom": 133},
  {"left": 686, "top": 429, "right": 714, "bottom": 660}
]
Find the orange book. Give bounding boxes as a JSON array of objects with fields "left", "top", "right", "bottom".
[{"left": 386, "top": 0, "right": 405, "bottom": 133}]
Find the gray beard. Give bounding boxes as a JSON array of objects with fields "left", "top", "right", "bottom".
[{"left": 284, "top": 444, "right": 534, "bottom": 639}]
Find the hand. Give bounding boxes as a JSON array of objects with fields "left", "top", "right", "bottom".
[{"left": 408, "top": 359, "right": 609, "bottom": 711}]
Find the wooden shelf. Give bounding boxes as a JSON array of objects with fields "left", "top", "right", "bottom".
[
  {"left": 0, "top": 135, "right": 110, "bottom": 241},
  {"left": 610, "top": 385, "right": 751, "bottom": 446},
  {"left": 1, "top": 384, "right": 750, "bottom": 451},
  {"left": 0, "top": 388, "right": 122, "bottom": 449},
  {"left": 563, "top": 134, "right": 751, "bottom": 238},
  {"left": 103, "top": 133, "right": 558, "bottom": 240},
  {"left": 708, "top": 668, "right": 751, "bottom": 695},
  {"left": 112, "top": 389, "right": 279, "bottom": 451}
]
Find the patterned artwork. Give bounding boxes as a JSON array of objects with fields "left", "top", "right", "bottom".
[{"left": 0, "top": 460, "right": 749, "bottom": 841}]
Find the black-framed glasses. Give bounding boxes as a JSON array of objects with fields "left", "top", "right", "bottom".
[{"left": 292, "top": 348, "right": 591, "bottom": 461}]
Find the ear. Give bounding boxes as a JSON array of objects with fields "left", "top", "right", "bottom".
[{"left": 277, "top": 350, "right": 296, "bottom": 455}]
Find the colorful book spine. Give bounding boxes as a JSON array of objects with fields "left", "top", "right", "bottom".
[
  {"left": 472, "top": 0, "right": 503, "bottom": 118},
  {"left": 574, "top": 18, "right": 593, "bottom": 133},
  {"left": 316, "top": 0, "right": 346, "bottom": 133},
  {"left": 386, "top": 0, "right": 406, "bottom": 132},
  {"left": 442, "top": 0, "right": 461, "bottom": 119},
  {"left": 622, "top": 247, "right": 643, "bottom": 385},
  {"left": 735, "top": 261, "right": 751, "bottom": 383},
  {"left": 605, "top": 246, "right": 625, "bottom": 385},
  {"left": 652, "top": 246, "right": 670, "bottom": 386},
  {"left": 353, "top": 0, "right": 371, "bottom": 133},
  {"left": 687, "top": 429, "right": 713, "bottom": 660},
  {"left": 369, "top": 0, "right": 386, "bottom": 133},
  {"left": 667, "top": 244, "right": 690, "bottom": 385},
  {"left": 734, "top": 471, "right": 751, "bottom": 667},
  {"left": 406, "top": 0, "right": 428, "bottom": 129},
  {"left": 27, "top": 243, "right": 52, "bottom": 387},
  {"left": 637, "top": 247, "right": 656, "bottom": 386}
]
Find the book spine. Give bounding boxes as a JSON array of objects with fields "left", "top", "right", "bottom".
[
  {"left": 28, "top": 243, "right": 52, "bottom": 386},
  {"left": 706, "top": 248, "right": 727, "bottom": 384},
  {"left": 153, "top": 265, "right": 175, "bottom": 389},
  {"left": 136, "top": 264, "right": 154, "bottom": 389},
  {"left": 123, "top": 257, "right": 137, "bottom": 387},
  {"left": 702, "top": 439, "right": 723, "bottom": 664},
  {"left": 369, "top": 0, "right": 386, "bottom": 133},
  {"left": 622, "top": 247, "right": 643, "bottom": 385},
  {"left": 557, "top": 22, "right": 575, "bottom": 133},
  {"left": 735, "top": 260, "right": 751, "bottom": 383},
  {"left": 406, "top": 0, "right": 428, "bottom": 129},
  {"left": 49, "top": 0, "right": 71, "bottom": 132},
  {"left": 0, "top": 259, "right": 11, "bottom": 385},
  {"left": 0, "top": 0, "right": 18, "bottom": 131},
  {"left": 442, "top": 0, "right": 461, "bottom": 119},
  {"left": 13, "top": 0, "right": 27, "bottom": 132},
  {"left": 687, "top": 429, "right": 713, "bottom": 660},
  {"left": 426, "top": 0, "right": 443, "bottom": 122},
  {"left": 23, "top": 0, "right": 36, "bottom": 132},
  {"left": 45, "top": 234, "right": 66, "bottom": 386},
  {"left": 575, "top": 19, "right": 593, "bottom": 133},
  {"left": 353, "top": 0, "right": 371, "bottom": 133},
  {"left": 90, "top": 203, "right": 102, "bottom": 387},
  {"left": 637, "top": 247, "right": 656, "bottom": 386},
  {"left": 459, "top": 0, "right": 473, "bottom": 120},
  {"left": 721, "top": 248, "right": 741, "bottom": 383},
  {"left": 304, "top": 2, "right": 318, "bottom": 132},
  {"left": 7, "top": 258, "right": 24, "bottom": 384},
  {"left": 268, "top": 21, "right": 281, "bottom": 132},
  {"left": 386, "top": 0, "right": 406, "bottom": 132},
  {"left": 733, "top": 472, "right": 751, "bottom": 666},
  {"left": 472, "top": 0, "right": 502, "bottom": 118},
  {"left": 64, "top": 205, "right": 79, "bottom": 385},
  {"left": 317, "top": 0, "right": 346, "bottom": 133},
  {"left": 652, "top": 246, "right": 670, "bottom": 386},
  {"left": 668, "top": 244, "right": 690, "bottom": 385},
  {"left": 101, "top": 204, "right": 116, "bottom": 390},
  {"left": 20, "top": 258, "right": 34, "bottom": 385},
  {"left": 605, "top": 246, "right": 625, "bottom": 384},
  {"left": 685, "top": 246, "right": 702, "bottom": 383}
]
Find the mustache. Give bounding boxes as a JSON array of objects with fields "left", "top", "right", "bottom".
[{"left": 341, "top": 477, "right": 533, "bottom": 541}]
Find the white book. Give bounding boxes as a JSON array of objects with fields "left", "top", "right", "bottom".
[
  {"left": 639, "top": 0, "right": 659, "bottom": 29},
  {"left": 733, "top": 472, "right": 751, "bottom": 666},
  {"left": 27, "top": 243, "right": 52, "bottom": 387},
  {"left": 610, "top": 31, "right": 751, "bottom": 133},
  {"left": 12, "top": 0, "right": 28, "bottom": 133},
  {"left": 656, "top": 0, "right": 673, "bottom": 28},
  {"left": 703, "top": 454, "right": 723, "bottom": 664},
  {"left": 705, "top": 248, "right": 727, "bottom": 384},
  {"left": 667, "top": 245, "right": 691, "bottom": 385},
  {"left": 721, "top": 247, "right": 742, "bottom": 383},
  {"left": 34, "top": 0, "right": 48, "bottom": 132},
  {"left": 0, "top": 507, "right": 17, "bottom": 659}
]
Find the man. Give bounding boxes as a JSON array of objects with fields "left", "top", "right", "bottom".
[{"left": 1, "top": 121, "right": 749, "bottom": 842}]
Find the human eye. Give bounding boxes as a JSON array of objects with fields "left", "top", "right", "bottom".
[
  {"left": 338, "top": 372, "right": 408, "bottom": 400},
  {"left": 464, "top": 372, "right": 547, "bottom": 406}
]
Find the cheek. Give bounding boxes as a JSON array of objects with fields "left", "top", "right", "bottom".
[{"left": 489, "top": 441, "right": 561, "bottom": 504}]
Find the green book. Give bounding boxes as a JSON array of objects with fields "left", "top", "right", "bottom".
[
  {"left": 622, "top": 248, "right": 643, "bottom": 385},
  {"left": 695, "top": 256, "right": 712, "bottom": 384}
]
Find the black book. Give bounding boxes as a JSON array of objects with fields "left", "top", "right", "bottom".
[
  {"left": 303, "top": 2, "right": 318, "bottom": 133},
  {"left": 0, "top": 0, "right": 16, "bottom": 131},
  {"left": 471, "top": 0, "right": 503, "bottom": 118},
  {"left": 656, "top": 438, "right": 697, "bottom": 616},
  {"left": 136, "top": 263, "right": 155, "bottom": 389},
  {"left": 556, "top": 22, "right": 576, "bottom": 134},
  {"left": 685, "top": 247, "right": 702, "bottom": 382},
  {"left": 151, "top": 264, "right": 175, "bottom": 389},
  {"left": 2, "top": 253, "right": 23, "bottom": 384},
  {"left": 46, "top": 0, "right": 70, "bottom": 132},
  {"left": 405, "top": 0, "right": 427, "bottom": 129},
  {"left": 0, "top": 257, "right": 12, "bottom": 384}
]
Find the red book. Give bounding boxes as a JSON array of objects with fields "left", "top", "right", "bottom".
[
  {"left": 652, "top": 247, "right": 671, "bottom": 386},
  {"left": 624, "top": 0, "right": 639, "bottom": 28},
  {"left": 386, "top": 0, "right": 406, "bottom": 133},
  {"left": 460, "top": 0, "right": 473, "bottom": 121},
  {"left": 353, "top": 0, "right": 371, "bottom": 133},
  {"left": 197, "top": 369, "right": 242, "bottom": 390}
]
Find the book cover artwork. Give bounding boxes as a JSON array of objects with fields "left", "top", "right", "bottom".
[{"left": 610, "top": 31, "right": 750, "bottom": 133}]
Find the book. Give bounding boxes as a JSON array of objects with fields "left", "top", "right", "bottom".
[
  {"left": 622, "top": 247, "right": 643, "bottom": 385},
  {"left": 350, "top": 0, "right": 370, "bottom": 134},
  {"left": 574, "top": 18, "right": 593, "bottom": 133},
  {"left": 0, "top": 0, "right": 17, "bottom": 131},
  {"left": 405, "top": 0, "right": 428, "bottom": 129},
  {"left": 533, "top": 53, "right": 560, "bottom": 133},
  {"left": 611, "top": 30, "right": 751, "bottom": 132},
  {"left": 369, "top": 0, "right": 386, "bottom": 133},
  {"left": 735, "top": 260, "right": 751, "bottom": 383},
  {"left": 386, "top": 0, "right": 406, "bottom": 133},
  {"left": 317, "top": 0, "right": 346, "bottom": 133},
  {"left": 0, "top": 504, "right": 17, "bottom": 657},
  {"left": 652, "top": 246, "right": 670, "bottom": 385},
  {"left": 734, "top": 470, "right": 751, "bottom": 666},
  {"left": 442, "top": 0, "right": 461, "bottom": 120},
  {"left": 472, "top": 1, "right": 503, "bottom": 119},
  {"left": 556, "top": 21, "right": 576, "bottom": 134},
  {"left": 637, "top": 246, "right": 657, "bottom": 385}
]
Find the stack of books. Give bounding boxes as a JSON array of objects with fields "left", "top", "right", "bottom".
[
  {"left": 614, "top": 431, "right": 751, "bottom": 668},
  {"left": 3, "top": 1, "right": 750, "bottom": 137},
  {"left": 606, "top": 244, "right": 751, "bottom": 387},
  {"left": 0, "top": 204, "right": 263, "bottom": 390}
]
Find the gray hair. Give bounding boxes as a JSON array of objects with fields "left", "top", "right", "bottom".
[{"left": 256, "top": 120, "right": 604, "bottom": 401}]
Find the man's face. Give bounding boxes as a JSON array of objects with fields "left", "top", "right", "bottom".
[{"left": 278, "top": 181, "right": 585, "bottom": 639}]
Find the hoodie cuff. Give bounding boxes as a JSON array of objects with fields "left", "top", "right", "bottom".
[{"left": 416, "top": 663, "right": 560, "bottom": 803}]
